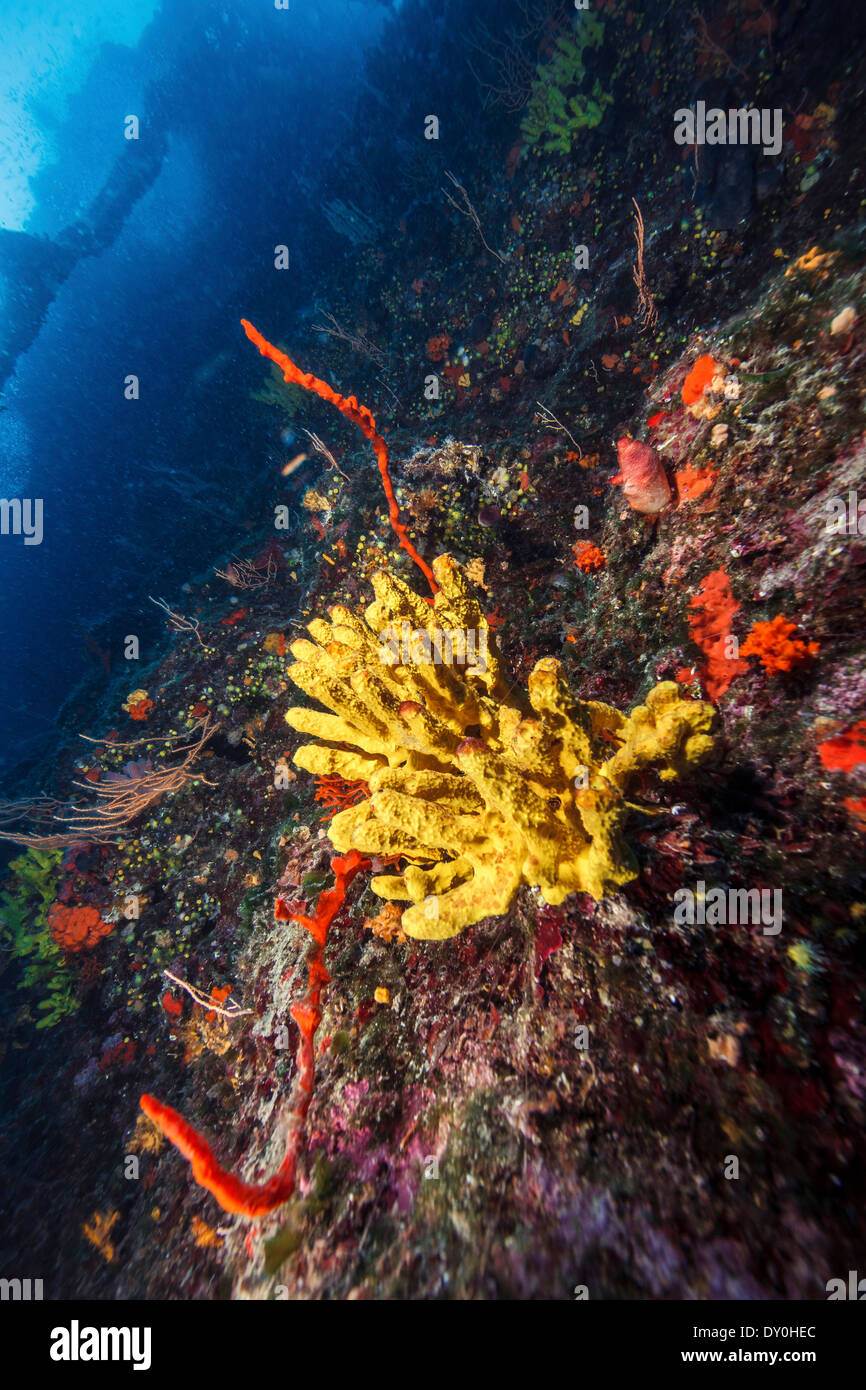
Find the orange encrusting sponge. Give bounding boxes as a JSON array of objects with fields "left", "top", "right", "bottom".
[
  {"left": 740, "top": 615, "right": 819, "bottom": 674},
  {"left": 681, "top": 354, "right": 718, "bottom": 406}
]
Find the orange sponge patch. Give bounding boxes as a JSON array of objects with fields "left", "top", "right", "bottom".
[
  {"left": 572, "top": 541, "right": 606, "bottom": 573},
  {"left": 48, "top": 903, "right": 113, "bottom": 952},
  {"left": 740, "top": 615, "right": 819, "bottom": 674},
  {"left": 682, "top": 354, "right": 718, "bottom": 406},
  {"left": 675, "top": 462, "right": 718, "bottom": 503},
  {"left": 817, "top": 721, "right": 866, "bottom": 772}
]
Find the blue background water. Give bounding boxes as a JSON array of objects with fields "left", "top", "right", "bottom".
[{"left": 0, "top": 0, "right": 390, "bottom": 776}]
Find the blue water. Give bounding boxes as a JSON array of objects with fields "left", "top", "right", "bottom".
[{"left": 0, "top": 0, "right": 389, "bottom": 774}]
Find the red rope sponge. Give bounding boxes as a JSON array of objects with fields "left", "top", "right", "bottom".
[
  {"left": 140, "top": 849, "right": 369, "bottom": 1218},
  {"left": 241, "top": 318, "right": 438, "bottom": 595}
]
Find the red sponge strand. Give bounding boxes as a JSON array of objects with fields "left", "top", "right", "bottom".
[
  {"left": 140, "top": 849, "right": 369, "bottom": 1218},
  {"left": 241, "top": 318, "right": 438, "bottom": 595}
]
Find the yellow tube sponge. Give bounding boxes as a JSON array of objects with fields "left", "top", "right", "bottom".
[{"left": 284, "top": 554, "right": 718, "bottom": 939}]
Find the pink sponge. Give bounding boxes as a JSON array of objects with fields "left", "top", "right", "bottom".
[{"left": 612, "top": 437, "right": 671, "bottom": 514}]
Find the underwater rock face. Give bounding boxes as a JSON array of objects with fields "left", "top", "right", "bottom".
[{"left": 2, "top": 0, "right": 866, "bottom": 1334}]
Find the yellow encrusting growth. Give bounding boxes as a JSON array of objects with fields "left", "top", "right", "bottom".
[{"left": 284, "top": 555, "right": 717, "bottom": 940}]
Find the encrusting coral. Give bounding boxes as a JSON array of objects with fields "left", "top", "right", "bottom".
[
  {"left": 48, "top": 902, "right": 113, "bottom": 952},
  {"left": 572, "top": 540, "right": 606, "bottom": 573},
  {"left": 740, "top": 615, "right": 820, "bottom": 674},
  {"left": 681, "top": 569, "right": 748, "bottom": 700},
  {"left": 284, "top": 554, "right": 718, "bottom": 940}
]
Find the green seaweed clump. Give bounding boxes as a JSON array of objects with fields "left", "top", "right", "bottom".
[
  {"left": 521, "top": 14, "right": 611, "bottom": 154},
  {"left": 0, "top": 849, "right": 80, "bottom": 1028},
  {"left": 251, "top": 360, "right": 311, "bottom": 419}
]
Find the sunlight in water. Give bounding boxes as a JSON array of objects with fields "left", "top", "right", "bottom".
[{"left": 0, "top": 0, "right": 157, "bottom": 229}]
